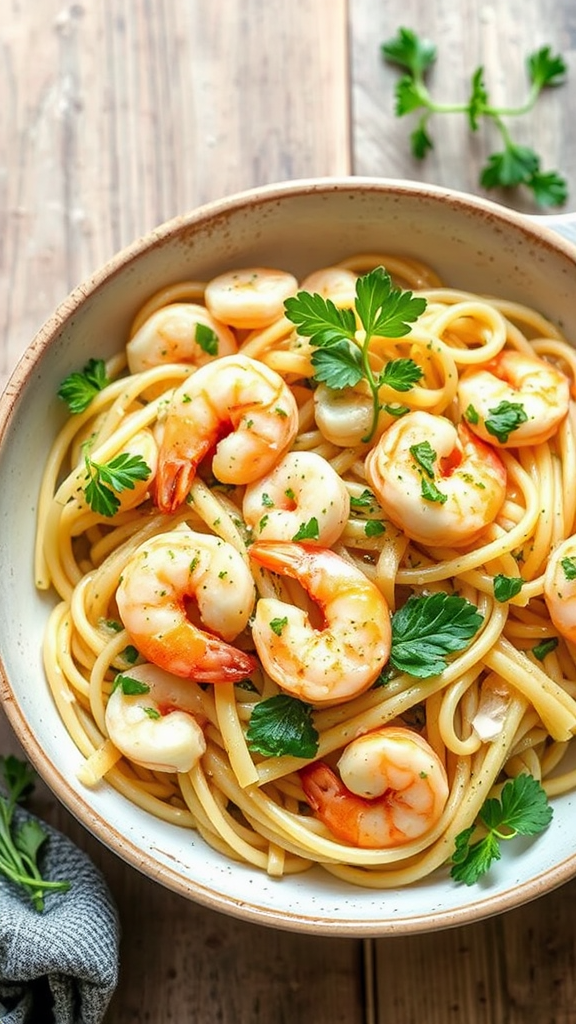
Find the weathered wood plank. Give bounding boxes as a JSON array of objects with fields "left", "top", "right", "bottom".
[
  {"left": 0, "top": 3, "right": 356, "bottom": 1023},
  {"left": 370, "top": 885, "right": 576, "bottom": 1024},
  {"left": 502, "top": 886, "right": 576, "bottom": 1024},
  {"left": 0, "top": 0, "right": 351, "bottom": 386},
  {"left": 372, "top": 917, "right": 507, "bottom": 1024},
  {"left": 349, "top": 3, "right": 576, "bottom": 1021},
  {"left": 350, "top": 0, "right": 576, "bottom": 213}
]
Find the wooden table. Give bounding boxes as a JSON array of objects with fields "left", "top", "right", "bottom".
[{"left": 2, "top": 2, "right": 576, "bottom": 1021}]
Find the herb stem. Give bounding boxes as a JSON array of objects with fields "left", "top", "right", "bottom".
[
  {"left": 483, "top": 82, "right": 541, "bottom": 119},
  {"left": 0, "top": 755, "right": 71, "bottom": 910},
  {"left": 383, "top": 29, "right": 568, "bottom": 207},
  {"left": 423, "top": 89, "right": 541, "bottom": 120},
  {"left": 0, "top": 858, "right": 66, "bottom": 891},
  {"left": 359, "top": 331, "right": 381, "bottom": 443},
  {"left": 422, "top": 98, "right": 470, "bottom": 115}
]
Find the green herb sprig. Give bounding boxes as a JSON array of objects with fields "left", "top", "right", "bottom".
[
  {"left": 195, "top": 322, "right": 219, "bottom": 355},
  {"left": 247, "top": 694, "right": 319, "bottom": 758},
  {"left": 112, "top": 673, "right": 150, "bottom": 695},
  {"left": 561, "top": 557, "right": 576, "bottom": 581},
  {"left": 382, "top": 27, "right": 568, "bottom": 207},
  {"left": 83, "top": 450, "right": 151, "bottom": 517},
  {"left": 292, "top": 517, "right": 320, "bottom": 542},
  {"left": 0, "top": 756, "right": 70, "bottom": 911},
  {"left": 451, "top": 773, "right": 553, "bottom": 884},
  {"left": 390, "top": 591, "right": 483, "bottom": 678},
  {"left": 58, "top": 358, "right": 110, "bottom": 413},
  {"left": 284, "top": 267, "right": 426, "bottom": 443}
]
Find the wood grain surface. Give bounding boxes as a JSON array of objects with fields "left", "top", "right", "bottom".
[{"left": 1, "top": 2, "right": 576, "bottom": 1022}]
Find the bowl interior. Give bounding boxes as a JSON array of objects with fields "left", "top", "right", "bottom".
[{"left": 1, "top": 178, "right": 576, "bottom": 934}]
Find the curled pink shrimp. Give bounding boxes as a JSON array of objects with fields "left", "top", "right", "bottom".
[
  {"left": 155, "top": 354, "right": 299, "bottom": 513},
  {"left": 249, "top": 541, "right": 391, "bottom": 705},
  {"left": 300, "top": 726, "right": 449, "bottom": 848},
  {"left": 458, "top": 350, "right": 570, "bottom": 447},
  {"left": 365, "top": 410, "right": 507, "bottom": 547},
  {"left": 116, "top": 528, "right": 257, "bottom": 683}
]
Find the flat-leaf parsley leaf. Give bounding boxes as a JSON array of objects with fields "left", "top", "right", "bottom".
[
  {"left": 532, "top": 637, "right": 558, "bottom": 661},
  {"left": 246, "top": 694, "right": 319, "bottom": 758},
  {"left": 484, "top": 400, "right": 528, "bottom": 444},
  {"left": 382, "top": 28, "right": 568, "bottom": 208},
  {"left": 292, "top": 517, "right": 320, "bottom": 542},
  {"left": 58, "top": 358, "right": 110, "bottom": 413},
  {"left": 390, "top": 592, "right": 483, "bottom": 678},
  {"left": 493, "top": 574, "right": 524, "bottom": 602},
  {"left": 195, "top": 322, "right": 219, "bottom": 355},
  {"left": 451, "top": 774, "right": 553, "bottom": 884},
  {"left": 112, "top": 673, "right": 150, "bottom": 695},
  {"left": 83, "top": 451, "right": 151, "bottom": 517},
  {"left": 561, "top": 557, "right": 576, "bottom": 581}
]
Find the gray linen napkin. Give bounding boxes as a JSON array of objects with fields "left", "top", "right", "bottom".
[{"left": 0, "top": 808, "right": 120, "bottom": 1024}]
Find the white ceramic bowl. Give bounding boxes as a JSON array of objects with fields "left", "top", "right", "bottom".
[{"left": 1, "top": 178, "right": 576, "bottom": 935}]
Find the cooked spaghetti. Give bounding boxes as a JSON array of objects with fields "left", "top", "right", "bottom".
[{"left": 35, "top": 254, "right": 576, "bottom": 888}]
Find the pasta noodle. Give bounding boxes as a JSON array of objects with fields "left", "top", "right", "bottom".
[{"left": 36, "top": 254, "right": 576, "bottom": 888}]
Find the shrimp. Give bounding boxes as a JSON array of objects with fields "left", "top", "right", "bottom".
[
  {"left": 300, "top": 726, "right": 449, "bottom": 848},
  {"left": 249, "top": 541, "right": 391, "bottom": 705},
  {"left": 155, "top": 353, "right": 299, "bottom": 512},
  {"left": 365, "top": 410, "right": 507, "bottom": 547},
  {"left": 543, "top": 535, "right": 576, "bottom": 643},
  {"left": 458, "top": 350, "right": 570, "bottom": 447},
  {"left": 116, "top": 529, "right": 257, "bottom": 682},
  {"left": 313, "top": 382, "right": 375, "bottom": 447},
  {"left": 105, "top": 663, "right": 206, "bottom": 773},
  {"left": 242, "top": 450, "right": 350, "bottom": 546},
  {"left": 204, "top": 267, "right": 298, "bottom": 329},
  {"left": 126, "top": 303, "right": 237, "bottom": 374},
  {"left": 299, "top": 265, "right": 357, "bottom": 306}
]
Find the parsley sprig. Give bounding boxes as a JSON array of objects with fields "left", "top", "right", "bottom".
[
  {"left": 0, "top": 756, "right": 70, "bottom": 910},
  {"left": 58, "top": 358, "right": 110, "bottom": 413},
  {"left": 465, "top": 399, "right": 528, "bottom": 444},
  {"left": 284, "top": 267, "right": 426, "bottom": 442},
  {"left": 561, "top": 557, "right": 576, "bottom": 581},
  {"left": 247, "top": 694, "right": 319, "bottom": 758},
  {"left": 382, "top": 27, "right": 568, "bottom": 207},
  {"left": 484, "top": 401, "right": 528, "bottom": 443},
  {"left": 83, "top": 450, "right": 151, "bottom": 516},
  {"left": 451, "top": 774, "right": 553, "bottom": 884},
  {"left": 390, "top": 592, "right": 483, "bottom": 678}
]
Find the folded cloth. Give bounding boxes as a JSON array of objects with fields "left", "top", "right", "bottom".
[{"left": 0, "top": 807, "right": 120, "bottom": 1024}]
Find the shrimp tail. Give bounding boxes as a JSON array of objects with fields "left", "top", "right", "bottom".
[
  {"left": 155, "top": 455, "right": 197, "bottom": 513},
  {"left": 300, "top": 762, "right": 344, "bottom": 811},
  {"left": 250, "top": 540, "right": 311, "bottom": 578},
  {"left": 130, "top": 628, "right": 257, "bottom": 683},
  {"left": 190, "top": 637, "right": 258, "bottom": 683},
  {"left": 300, "top": 762, "right": 360, "bottom": 843},
  {"left": 156, "top": 416, "right": 213, "bottom": 512}
]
